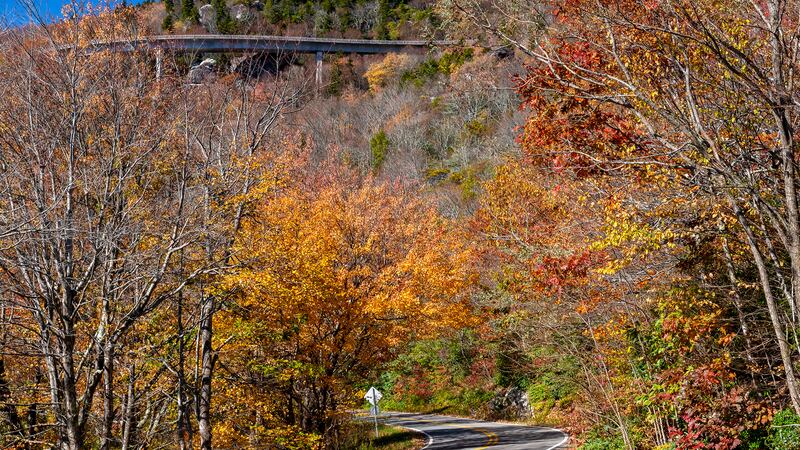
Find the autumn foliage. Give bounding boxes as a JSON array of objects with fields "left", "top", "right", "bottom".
[
  {"left": 213, "top": 165, "right": 476, "bottom": 446},
  {"left": 6, "top": 0, "right": 800, "bottom": 448}
]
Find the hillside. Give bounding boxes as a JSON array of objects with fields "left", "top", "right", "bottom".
[
  {"left": 135, "top": 0, "right": 443, "bottom": 40},
  {"left": 3, "top": 1, "right": 800, "bottom": 450}
]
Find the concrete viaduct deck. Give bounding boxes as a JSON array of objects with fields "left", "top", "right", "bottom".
[
  {"left": 79, "top": 34, "right": 456, "bottom": 81},
  {"left": 86, "top": 34, "right": 455, "bottom": 55}
]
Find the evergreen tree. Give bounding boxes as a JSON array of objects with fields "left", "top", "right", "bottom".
[
  {"left": 181, "top": 0, "right": 199, "bottom": 23},
  {"left": 162, "top": 12, "right": 175, "bottom": 31},
  {"left": 325, "top": 62, "right": 343, "bottom": 96},
  {"left": 213, "top": 0, "right": 236, "bottom": 34},
  {"left": 370, "top": 129, "right": 389, "bottom": 170},
  {"left": 374, "top": 0, "right": 391, "bottom": 39},
  {"left": 164, "top": 0, "right": 174, "bottom": 14}
]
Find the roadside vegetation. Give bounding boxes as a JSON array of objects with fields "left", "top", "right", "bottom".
[
  {"left": 343, "top": 423, "right": 425, "bottom": 450},
  {"left": 4, "top": 0, "right": 800, "bottom": 449}
]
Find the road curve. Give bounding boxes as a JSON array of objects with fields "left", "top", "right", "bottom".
[{"left": 380, "top": 412, "right": 569, "bottom": 450}]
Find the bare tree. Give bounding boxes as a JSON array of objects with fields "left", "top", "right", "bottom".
[{"left": 0, "top": 4, "right": 303, "bottom": 449}]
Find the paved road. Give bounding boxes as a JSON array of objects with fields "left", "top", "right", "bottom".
[{"left": 380, "top": 412, "right": 569, "bottom": 450}]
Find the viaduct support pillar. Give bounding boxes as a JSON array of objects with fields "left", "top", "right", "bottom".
[
  {"left": 155, "top": 48, "right": 163, "bottom": 80},
  {"left": 315, "top": 51, "right": 323, "bottom": 86}
]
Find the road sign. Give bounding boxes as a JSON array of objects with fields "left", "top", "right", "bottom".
[
  {"left": 364, "top": 387, "right": 383, "bottom": 405},
  {"left": 364, "top": 386, "right": 383, "bottom": 437}
]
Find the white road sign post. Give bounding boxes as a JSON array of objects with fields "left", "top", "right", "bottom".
[{"left": 364, "top": 387, "right": 383, "bottom": 437}]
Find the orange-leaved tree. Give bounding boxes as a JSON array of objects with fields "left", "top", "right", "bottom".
[{"left": 213, "top": 163, "right": 477, "bottom": 448}]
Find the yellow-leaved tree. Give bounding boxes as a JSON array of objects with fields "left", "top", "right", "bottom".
[{"left": 213, "top": 163, "right": 477, "bottom": 448}]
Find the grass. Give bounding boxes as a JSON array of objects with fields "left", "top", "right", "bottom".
[{"left": 344, "top": 422, "right": 426, "bottom": 450}]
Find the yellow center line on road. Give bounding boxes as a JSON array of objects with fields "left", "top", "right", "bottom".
[
  {"left": 390, "top": 418, "right": 500, "bottom": 449},
  {"left": 471, "top": 428, "right": 499, "bottom": 448}
]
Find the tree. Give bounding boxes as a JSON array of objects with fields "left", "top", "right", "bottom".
[
  {"left": 173, "top": 65, "right": 300, "bottom": 450},
  {"left": 374, "top": 0, "right": 392, "bottom": 39},
  {"left": 0, "top": 15, "right": 209, "bottom": 450},
  {"left": 450, "top": 0, "right": 800, "bottom": 443},
  {"left": 215, "top": 165, "right": 477, "bottom": 446},
  {"left": 181, "top": 0, "right": 199, "bottom": 23},
  {"left": 162, "top": 12, "right": 174, "bottom": 31},
  {"left": 370, "top": 129, "right": 389, "bottom": 170},
  {"left": 364, "top": 53, "right": 411, "bottom": 92},
  {"left": 325, "top": 61, "right": 344, "bottom": 96},
  {"left": 0, "top": 8, "right": 301, "bottom": 449},
  {"left": 213, "top": 0, "right": 235, "bottom": 34}
]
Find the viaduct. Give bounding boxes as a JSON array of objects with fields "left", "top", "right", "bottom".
[{"left": 79, "top": 34, "right": 457, "bottom": 82}]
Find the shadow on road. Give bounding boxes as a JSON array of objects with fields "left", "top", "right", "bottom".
[{"left": 384, "top": 415, "right": 568, "bottom": 449}]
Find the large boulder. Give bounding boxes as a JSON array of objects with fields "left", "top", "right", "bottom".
[
  {"left": 231, "top": 4, "right": 251, "bottom": 21},
  {"left": 198, "top": 4, "right": 215, "bottom": 30},
  {"left": 488, "top": 387, "right": 531, "bottom": 420},
  {"left": 188, "top": 58, "right": 217, "bottom": 84}
]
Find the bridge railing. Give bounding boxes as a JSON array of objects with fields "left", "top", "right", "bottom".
[{"left": 67, "top": 34, "right": 458, "bottom": 54}]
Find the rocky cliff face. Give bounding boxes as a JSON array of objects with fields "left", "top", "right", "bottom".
[
  {"left": 489, "top": 387, "right": 532, "bottom": 420},
  {"left": 188, "top": 58, "right": 216, "bottom": 83}
]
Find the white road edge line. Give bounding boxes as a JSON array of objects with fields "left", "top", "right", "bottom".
[
  {"left": 425, "top": 413, "right": 570, "bottom": 450},
  {"left": 386, "top": 413, "right": 569, "bottom": 450},
  {"left": 389, "top": 421, "right": 434, "bottom": 450},
  {"left": 543, "top": 427, "right": 569, "bottom": 450}
]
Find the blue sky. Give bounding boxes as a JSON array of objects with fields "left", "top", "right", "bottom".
[{"left": 1, "top": 0, "right": 144, "bottom": 24}]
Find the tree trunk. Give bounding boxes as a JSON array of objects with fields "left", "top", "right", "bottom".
[
  {"left": 732, "top": 196, "right": 800, "bottom": 413},
  {"left": 121, "top": 365, "right": 136, "bottom": 450},
  {"left": 177, "top": 289, "right": 192, "bottom": 450},
  {"left": 0, "top": 358, "right": 24, "bottom": 442},
  {"left": 60, "top": 301, "right": 83, "bottom": 450},
  {"left": 101, "top": 342, "right": 115, "bottom": 450},
  {"left": 198, "top": 294, "right": 215, "bottom": 450}
]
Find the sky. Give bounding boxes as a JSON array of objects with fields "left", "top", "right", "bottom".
[{"left": 0, "top": 0, "right": 144, "bottom": 24}]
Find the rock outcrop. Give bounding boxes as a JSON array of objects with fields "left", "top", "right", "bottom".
[
  {"left": 488, "top": 387, "right": 531, "bottom": 420},
  {"left": 231, "top": 4, "right": 251, "bottom": 21},
  {"left": 188, "top": 58, "right": 217, "bottom": 84},
  {"left": 198, "top": 4, "right": 216, "bottom": 30}
]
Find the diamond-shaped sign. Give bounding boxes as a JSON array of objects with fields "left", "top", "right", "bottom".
[{"left": 364, "top": 386, "right": 383, "bottom": 406}]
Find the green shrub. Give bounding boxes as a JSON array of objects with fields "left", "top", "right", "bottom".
[
  {"left": 262, "top": 0, "right": 282, "bottom": 23},
  {"left": 383, "top": 20, "right": 402, "bottom": 40},
  {"left": 769, "top": 409, "right": 800, "bottom": 450},
  {"left": 337, "top": 9, "right": 352, "bottom": 31},
  {"left": 424, "top": 166, "right": 449, "bottom": 181},
  {"left": 458, "top": 388, "right": 494, "bottom": 413},
  {"left": 400, "top": 59, "right": 439, "bottom": 87},
  {"left": 458, "top": 168, "right": 478, "bottom": 201},
  {"left": 464, "top": 110, "right": 490, "bottom": 137},
  {"left": 580, "top": 431, "right": 626, "bottom": 450},
  {"left": 374, "top": 0, "right": 392, "bottom": 39},
  {"left": 399, "top": 49, "right": 473, "bottom": 88},
  {"left": 370, "top": 130, "right": 390, "bottom": 170},
  {"left": 527, "top": 382, "right": 556, "bottom": 411},
  {"left": 437, "top": 48, "right": 473, "bottom": 75},
  {"left": 326, "top": 62, "right": 344, "bottom": 96}
]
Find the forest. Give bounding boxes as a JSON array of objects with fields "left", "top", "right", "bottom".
[{"left": 3, "top": 0, "right": 800, "bottom": 448}]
